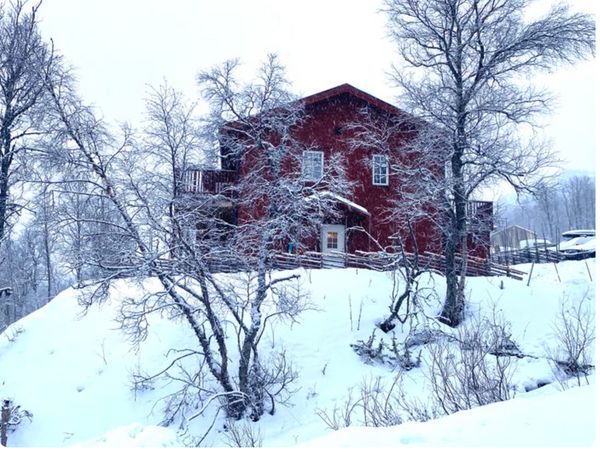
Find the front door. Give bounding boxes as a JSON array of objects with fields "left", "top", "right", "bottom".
[{"left": 321, "top": 224, "right": 345, "bottom": 267}]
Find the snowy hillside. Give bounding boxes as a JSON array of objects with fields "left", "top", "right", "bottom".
[{"left": 0, "top": 260, "right": 595, "bottom": 448}]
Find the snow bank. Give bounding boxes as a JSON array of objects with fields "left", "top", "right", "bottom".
[
  {"left": 302, "top": 381, "right": 596, "bottom": 448},
  {"left": 76, "top": 423, "right": 183, "bottom": 448}
]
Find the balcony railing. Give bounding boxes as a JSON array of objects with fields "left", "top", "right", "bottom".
[
  {"left": 180, "top": 169, "right": 236, "bottom": 194},
  {"left": 466, "top": 200, "right": 493, "bottom": 232}
]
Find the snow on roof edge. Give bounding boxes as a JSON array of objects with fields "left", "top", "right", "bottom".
[{"left": 306, "top": 191, "right": 370, "bottom": 216}]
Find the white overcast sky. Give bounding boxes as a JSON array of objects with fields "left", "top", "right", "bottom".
[{"left": 37, "top": 0, "right": 596, "bottom": 173}]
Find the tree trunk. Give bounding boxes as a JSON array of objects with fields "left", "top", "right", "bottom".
[
  {"left": 440, "top": 220, "right": 462, "bottom": 327},
  {"left": 0, "top": 175, "right": 8, "bottom": 243},
  {"left": 0, "top": 132, "right": 12, "bottom": 243},
  {"left": 0, "top": 400, "right": 9, "bottom": 447},
  {"left": 43, "top": 192, "right": 53, "bottom": 302},
  {"left": 439, "top": 107, "right": 468, "bottom": 327}
]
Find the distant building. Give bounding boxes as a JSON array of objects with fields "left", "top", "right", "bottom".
[{"left": 491, "top": 225, "right": 537, "bottom": 252}]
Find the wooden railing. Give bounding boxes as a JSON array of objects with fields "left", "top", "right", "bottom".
[
  {"left": 466, "top": 200, "right": 493, "bottom": 231},
  {"left": 180, "top": 169, "right": 236, "bottom": 194}
]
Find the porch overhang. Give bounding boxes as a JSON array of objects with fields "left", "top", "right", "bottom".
[{"left": 310, "top": 191, "right": 370, "bottom": 217}]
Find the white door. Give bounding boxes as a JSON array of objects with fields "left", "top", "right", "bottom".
[{"left": 321, "top": 224, "right": 345, "bottom": 267}]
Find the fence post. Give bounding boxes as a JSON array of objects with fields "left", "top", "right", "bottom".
[
  {"left": 1, "top": 399, "right": 10, "bottom": 447},
  {"left": 584, "top": 260, "right": 593, "bottom": 282},
  {"left": 527, "top": 262, "right": 535, "bottom": 287},
  {"left": 553, "top": 262, "right": 561, "bottom": 283}
]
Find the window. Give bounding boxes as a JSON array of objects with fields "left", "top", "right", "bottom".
[
  {"left": 326, "top": 231, "right": 338, "bottom": 249},
  {"left": 372, "top": 154, "right": 389, "bottom": 186},
  {"left": 302, "top": 151, "right": 324, "bottom": 181}
]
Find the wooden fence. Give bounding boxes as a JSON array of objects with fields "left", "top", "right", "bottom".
[
  {"left": 491, "top": 247, "right": 560, "bottom": 266},
  {"left": 189, "top": 249, "right": 526, "bottom": 281}
]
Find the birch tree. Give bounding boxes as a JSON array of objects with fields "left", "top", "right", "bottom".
[
  {"left": 0, "top": 0, "right": 56, "bottom": 242},
  {"left": 196, "top": 54, "right": 352, "bottom": 419},
  {"left": 43, "top": 55, "right": 340, "bottom": 429},
  {"left": 383, "top": 0, "right": 595, "bottom": 326}
]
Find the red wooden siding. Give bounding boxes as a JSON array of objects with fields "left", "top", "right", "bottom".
[{"left": 182, "top": 84, "right": 493, "bottom": 260}]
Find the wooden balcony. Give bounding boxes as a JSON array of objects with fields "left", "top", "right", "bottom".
[
  {"left": 466, "top": 200, "right": 493, "bottom": 232},
  {"left": 180, "top": 169, "right": 236, "bottom": 195},
  {"left": 177, "top": 169, "right": 237, "bottom": 210}
]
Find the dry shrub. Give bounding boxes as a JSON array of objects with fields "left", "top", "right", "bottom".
[
  {"left": 550, "top": 290, "right": 595, "bottom": 386},
  {"left": 426, "top": 313, "right": 516, "bottom": 415}
]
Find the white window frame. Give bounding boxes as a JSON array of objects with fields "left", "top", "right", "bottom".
[
  {"left": 302, "top": 150, "right": 324, "bottom": 182},
  {"left": 372, "top": 154, "right": 389, "bottom": 186},
  {"left": 326, "top": 231, "right": 339, "bottom": 249}
]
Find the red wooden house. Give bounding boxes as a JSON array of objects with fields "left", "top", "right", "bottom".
[{"left": 181, "top": 83, "right": 492, "bottom": 260}]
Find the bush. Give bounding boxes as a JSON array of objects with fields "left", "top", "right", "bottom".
[
  {"left": 550, "top": 290, "right": 595, "bottom": 385},
  {"left": 222, "top": 420, "right": 263, "bottom": 448},
  {"left": 426, "top": 314, "right": 516, "bottom": 415},
  {"left": 1, "top": 399, "right": 33, "bottom": 446},
  {"left": 316, "top": 373, "right": 440, "bottom": 430},
  {"left": 351, "top": 330, "right": 421, "bottom": 371}
]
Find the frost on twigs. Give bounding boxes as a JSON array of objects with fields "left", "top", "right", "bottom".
[
  {"left": 351, "top": 329, "right": 421, "bottom": 371},
  {"left": 549, "top": 289, "right": 595, "bottom": 386},
  {"left": 3, "top": 326, "right": 24, "bottom": 343},
  {"left": 426, "top": 314, "right": 517, "bottom": 415},
  {"left": 222, "top": 419, "right": 263, "bottom": 448},
  {"left": 316, "top": 373, "right": 440, "bottom": 430}
]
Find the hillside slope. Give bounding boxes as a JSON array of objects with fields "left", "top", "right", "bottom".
[{"left": 0, "top": 260, "right": 595, "bottom": 447}]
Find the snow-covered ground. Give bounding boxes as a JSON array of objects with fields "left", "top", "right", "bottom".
[{"left": 0, "top": 259, "right": 595, "bottom": 448}]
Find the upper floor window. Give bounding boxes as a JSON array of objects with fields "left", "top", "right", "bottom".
[
  {"left": 372, "top": 154, "right": 389, "bottom": 186},
  {"left": 302, "top": 150, "right": 324, "bottom": 181}
]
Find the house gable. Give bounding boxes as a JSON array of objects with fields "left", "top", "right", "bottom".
[{"left": 301, "top": 83, "right": 405, "bottom": 117}]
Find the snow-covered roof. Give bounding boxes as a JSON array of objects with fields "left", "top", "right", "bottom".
[
  {"left": 561, "top": 229, "right": 595, "bottom": 238},
  {"left": 491, "top": 225, "right": 536, "bottom": 238},
  {"left": 518, "top": 239, "right": 552, "bottom": 249},
  {"left": 307, "top": 191, "right": 370, "bottom": 216}
]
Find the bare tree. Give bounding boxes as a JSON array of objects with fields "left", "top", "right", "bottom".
[
  {"left": 0, "top": 210, "right": 68, "bottom": 332},
  {"left": 44, "top": 67, "right": 247, "bottom": 423},
  {"left": 195, "top": 54, "right": 352, "bottom": 419},
  {"left": 383, "top": 0, "right": 595, "bottom": 326},
  {"left": 198, "top": 55, "right": 352, "bottom": 259},
  {"left": 501, "top": 174, "right": 596, "bottom": 243},
  {"left": 0, "top": 0, "right": 57, "bottom": 242},
  {"left": 42, "top": 55, "right": 344, "bottom": 429},
  {"left": 142, "top": 81, "right": 204, "bottom": 229},
  {"left": 560, "top": 175, "right": 595, "bottom": 231}
]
